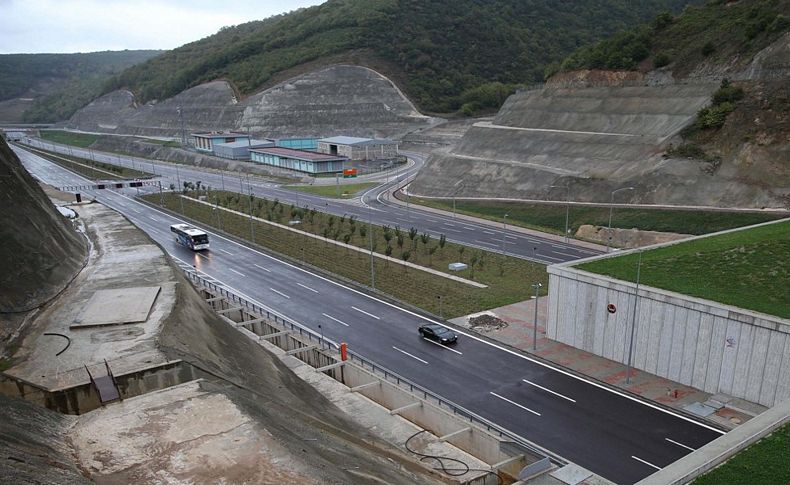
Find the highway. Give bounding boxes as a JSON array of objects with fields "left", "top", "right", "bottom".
[
  {"left": 15, "top": 145, "right": 726, "bottom": 484},
  {"left": 19, "top": 138, "right": 601, "bottom": 265}
]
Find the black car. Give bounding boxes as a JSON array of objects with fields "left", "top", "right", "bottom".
[{"left": 418, "top": 323, "right": 458, "bottom": 344}]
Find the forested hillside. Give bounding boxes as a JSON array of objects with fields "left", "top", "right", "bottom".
[
  {"left": 106, "top": 0, "right": 699, "bottom": 115},
  {"left": 557, "top": 0, "right": 789, "bottom": 76},
  {"left": 0, "top": 50, "right": 161, "bottom": 123}
]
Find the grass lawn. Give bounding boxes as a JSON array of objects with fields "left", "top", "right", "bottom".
[
  {"left": 284, "top": 182, "right": 378, "bottom": 198},
  {"left": 27, "top": 146, "right": 153, "bottom": 180},
  {"left": 144, "top": 191, "right": 548, "bottom": 318},
  {"left": 694, "top": 423, "right": 790, "bottom": 485},
  {"left": 40, "top": 130, "right": 99, "bottom": 148},
  {"left": 409, "top": 197, "right": 787, "bottom": 237},
  {"left": 136, "top": 137, "right": 180, "bottom": 147},
  {"left": 577, "top": 221, "right": 790, "bottom": 318}
]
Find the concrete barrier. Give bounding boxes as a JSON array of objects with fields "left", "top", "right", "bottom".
[
  {"left": 546, "top": 219, "right": 790, "bottom": 408},
  {"left": 638, "top": 399, "right": 790, "bottom": 484}
]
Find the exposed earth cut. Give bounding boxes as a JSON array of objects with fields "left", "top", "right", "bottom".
[
  {"left": 64, "top": 65, "right": 439, "bottom": 140},
  {"left": 410, "top": 35, "right": 790, "bottom": 209}
]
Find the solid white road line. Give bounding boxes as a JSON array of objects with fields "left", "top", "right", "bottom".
[
  {"left": 352, "top": 306, "right": 380, "bottom": 320},
  {"left": 392, "top": 346, "right": 429, "bottom": 364},
  {"left": 253, "top": 263, "right": 271, "bottom": 272},
  {"left": 554, "top": 251, "right": 581, "bottom": 258},
  {"left": 96, "top": 183, "right": 723, "bottom": 435},
  {"left": 665, "top": 438, "right": 695, "bottom": 451},
  {"left": 297, "top": 282, "right": 319, "bottom": 293},
  {"left": 229, "top": 268, "right": 246, "bottom": 277},
  {"left": 522, "top": 379, "right": 576, "bottom": 403},
  {"left": 269, "top": 287, "right": 290, "bottom": 299},
  {"left": 631, "top": 455, "right": 662, "bottom": 471},
  {"left": 322, "top": 313, "right": 350, "bottom": 327},
  {"left": 422, "top": 338, "right": 463, "bottom": 355},
  {"left": 489, "top": 392, "right": 541, "bottom": 416},
  {"left": 219, "top": 248, "right": 234, "bottom": 255}
]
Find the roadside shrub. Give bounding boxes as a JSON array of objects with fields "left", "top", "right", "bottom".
[
  {"left": 653, "top": 52, "right": 671, "bottom": 68},
  {"left": 696, "top": 102, "right": 735, "bottom": 129}
]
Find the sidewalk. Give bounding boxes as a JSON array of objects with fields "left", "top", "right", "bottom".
[{"left": 450, "top": 298, "right": 766, "bottom": 431}]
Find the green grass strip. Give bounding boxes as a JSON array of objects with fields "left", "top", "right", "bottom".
[
  {"left": 283, "top": 182, "right": 378, "bottom": 198},
  {"left": 577, "top": 221, "right": 790, "bottom": 319},
  {"left": 693, "top": 423, "right": 790, "bottom": 485},
  {"left": 144, "top": 191, "right": 548, "bottom": 318},
  {"left": 40, "top": 130, "right": 99, "bottom": 148},
  {"left": 410, "top": 197, "right": 786, "bottom": 237}
]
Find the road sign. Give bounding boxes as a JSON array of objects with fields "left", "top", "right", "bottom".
[
  {"left": 343, "top": 168, "right": 358, "bottom": 178},
  {"left": 607, "top": 303, "right": 617, "bottom": 314}
]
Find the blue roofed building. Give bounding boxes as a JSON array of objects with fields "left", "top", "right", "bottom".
[
  {"left": 317, "top": 136, "right": 399, "bottom": 161},
  {"left": 250, "top": 147, "right": 346, "bottom": 175}
]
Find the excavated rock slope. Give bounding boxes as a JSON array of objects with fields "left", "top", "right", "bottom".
[
  {"left": 0, "top": 138, "right": 87, "bottom": 314},
  {"left": 412, "top": 37, "right": 790, "bottom": 208},
  {"left": 64, "top": 65, "right": 438, "bottom": 139}
]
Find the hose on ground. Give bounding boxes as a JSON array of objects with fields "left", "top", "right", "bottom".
[{"left": 405, "top": 430, "right": 503, "bottom": 484}]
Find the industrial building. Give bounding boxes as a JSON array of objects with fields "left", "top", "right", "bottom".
[
  {"left": 213, "top": 139, "right": 275, "bottom": 160},
  {"left": 191, "top": 131, "right": 250, "bottom": 153},
  {"left": 273, "top": 137, "right": 319, "bottom": 150},
  {"left": 317, "top": 136, "right": 398, "bottom": 161},
  {"left": 250, "top": 147, "right": 346, "bottom": 175}
]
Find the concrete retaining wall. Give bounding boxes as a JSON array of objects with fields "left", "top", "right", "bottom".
[
  {"left": 546, "top": 251, "right": 790, "bottom": 408},
  {"left": 0, "top": 360, "right": 199, "bottom": 415}
]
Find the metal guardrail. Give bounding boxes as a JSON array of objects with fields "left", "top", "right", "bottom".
[{"left": 179, "top": 265, "right": 568, "bottom": 467}]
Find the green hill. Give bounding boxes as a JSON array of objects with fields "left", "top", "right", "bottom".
[
  {"left": 0, "top": 50, "right": 161, "bottom": 123},
  {"left": 105, "top": 0, "right": 698, "bottom": 115},
  {"left": 557, "top": 0, "right": 789, "bottom": 76}
]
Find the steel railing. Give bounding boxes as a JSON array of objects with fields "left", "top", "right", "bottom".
[{"left": 179, "top": 265, "right": 567, "bottom": 466}]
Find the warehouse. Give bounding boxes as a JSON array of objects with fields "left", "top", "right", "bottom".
[
  {"left": 191, "top": 131, "right": 250, "bottom": 153},
  {"left": 273, "top": 137, "right": 319, "bottom": 150},
  {"left": 317, "top": 136, "right": 398, "bottom": 161},
  {"left": 213, "top": 139, "right": 275, "bottom": 160},
  {"left": 250, "top": 147, "right": 346, "bottom": 174}
]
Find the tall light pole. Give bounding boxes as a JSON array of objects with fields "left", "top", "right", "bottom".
[
  {"left": 550, "top": 184, "right": 570, "bottom": 243},
  {"left": 177, "top": 106, "right": 186, "bottom": 146},
  {"left": 368, "top": 203, "right": 375, "bottom": 289},
  {"left": 500, "top": 213, "right": 509, "bottom": 257},
  {"left": 532, "top": 282, "right": 542, "bottom": 351},
  {"left": 451, "top": 179, "right": 465, "bottom": 219},
  {"left": 625, "top": 251, "right": 643, "bottom": 384},
  {"left": 607, "top": 187, "right": 635, "bottom": 253}
]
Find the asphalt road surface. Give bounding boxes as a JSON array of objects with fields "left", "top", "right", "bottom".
[
  {"left": 15, "top": 146, "right": 725, "bottom": 484},
  {"left": 20, "top": 138, "right": 601, "bottom": 265}
]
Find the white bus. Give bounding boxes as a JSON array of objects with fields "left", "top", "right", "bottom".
[{"left": 170, "top": 224, "right": 209, "bottom": 250}]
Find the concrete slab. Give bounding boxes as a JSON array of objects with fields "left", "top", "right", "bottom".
[
  {"left": 684, "top": 402, "right": 716, "bottom": 417},
  {"left": 5, "top": 204, "right": 172, "bottom": 390},
  {"left": 71, "top": 286, "right": 160, "bottom": 327},
  {"left": 550, "top": 463, "right": 594, "bottom": 484}
]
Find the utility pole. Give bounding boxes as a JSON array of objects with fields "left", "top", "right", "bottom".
[
  {"left": 532, "top": 282, "right": 542, "bottom": 351},
  {"left": 626, "top": 251, "right": 643, "bottom": 384},
  {"left": 550, "top": 184, "right": 571, "bottom": 243},
  {"left": 607, "top": 187, "right": 635, "bottom": 253},
  {"left": 500, "top": 213, "right": 509, "bottom": 257},
  {"left": 369, "top": 203, "right": 375, "bottom": 289}
]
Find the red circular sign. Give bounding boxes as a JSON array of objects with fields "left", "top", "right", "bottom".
[{"left": 607, "top": 304, "right": 617, "bottom": 314}]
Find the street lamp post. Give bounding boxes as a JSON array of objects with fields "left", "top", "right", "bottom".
[
  {"left": 625, "top": 251, "right": 643, "bottom": 384},
  {"left": 368, "top": 203, "right": 375, "bottom": 290},
  {"left": 550, "top": 184, "right": 571, "bottom": 243},
  {"left": 607, "top": 187, "right": 635, "bottom": 253},
  {"left": 451, "top": 179, "right": 465, "bottom": 219},
  {"left": 532, "top": 282, "right": 542, "bottom": 351},
  {"left": 500, "top": 213, "right": 509, "bottom": 257}
]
